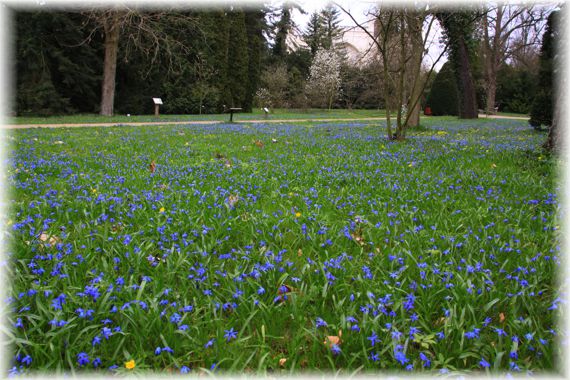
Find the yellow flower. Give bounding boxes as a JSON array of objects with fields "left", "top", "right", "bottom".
[
  {"left": 91, "top": 188, "right": 97, "bottom": 193},
  {"left": 159, "top": 207, "right": 165, "bottom": 213},
  {"left": 295, "top": 212, "right": 301, "bottom": 218},
  {"left": 125, "top": 360, "right": 135, "bottom": 370}
]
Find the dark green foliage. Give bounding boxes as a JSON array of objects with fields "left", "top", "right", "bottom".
[
  {"left": 302, "top": 5, "right": 343, "bottom": 57},
  {"left": 303, "top": 12, "right": 323, "bottom": 56},
  {"left": 224, "top": 10, "right": 249, "bottom": 108},
  {"left": 529, "top": 11, "right": 557, "bottom": 129},
  {"left": 496, "top": 65, "right": 537, "bottom": 114},
  {"left": 243, "top": 9, "right": 267, "bottom": 112},
  {"left": 272, "top": 4, "right": 293, "bottom": 59},
  {"left": 340, "top": 63, "right": 382, "bottom": 109},
  {"left": 436, "top": 11, "right": 481, "bottom": 118},
  {"left": 426, "top": 62, "right": 459, "bottom": 116},
  {"left": 15, "top": 11, "right": 102, "bottom": 116},
  {"left": 14, "top": 8, "right": 268, "bottom": 116}
]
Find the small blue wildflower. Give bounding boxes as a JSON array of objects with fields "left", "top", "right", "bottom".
[
  {"left": 204, "top": 339, "right": 215, "bottom": 348},
  {"left": 77, "top": 352, "right": 90, "bottom": 367},
  {"left": 155, "top": 347, "right": 162, "bottom": 355},
  {"left": 479, "top": 358, "right": 490, "bottom": 368},
  {"left": 180, "top": 365, "right": 190, "bottom": 374},
  {"left": 224, "top": 328, "right": 237, "bottom": 342},
  {"left": 315, "top": 317, "right": 328, "bottom": 328},
  {"left": 367, "top": 331, "right": 380, "bottom": 346},
  {"left": 331, "top": 344, "right": 341, "bottom": 355}
]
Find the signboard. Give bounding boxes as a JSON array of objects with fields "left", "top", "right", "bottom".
[{"left": 152, "top": 98, "right": 163, "bottom": 105}]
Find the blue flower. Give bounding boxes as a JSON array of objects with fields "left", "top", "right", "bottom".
[
  {"left": 224, "top": 327, "right": 237, "bottom": 342},
  {"left": 315, "top": 317, "right": 328, "bottom": 328},
  {"left": 204, "top": 338, "right": 215, "bottom": 348},
  {"left": 170, "top": 313, "right": 181, "bottom": 324},
  {"left": 479, "top": 358, "right": 490, "bottom": 368},
  {"left": 92, "top": 335, "right": 102, "bottom": 346},
  {"left": 21, "top": 355, "right": 32, "bottom": 366},
  {"left": 77, "top": 352, "right": 90, "bottom": 367},
  {"left": 155, "top": 347, "right": 162, "bottom": 355},
  {"left": 367, "top": 331, "right": 380, "bottom": 346},
  {"left": 331, "top": 344, "right": 341, "bottom": 355},
  {"left": 180, "top": 365, "right": 190, "bottom": 374}
]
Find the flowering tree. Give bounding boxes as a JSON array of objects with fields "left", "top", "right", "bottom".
[{"left": 305, "top": 48, "right": 341, "bottom": 110}]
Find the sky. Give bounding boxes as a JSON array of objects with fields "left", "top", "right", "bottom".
[{"left": 290, "top": 0, "right": 447, "bottom": 71}]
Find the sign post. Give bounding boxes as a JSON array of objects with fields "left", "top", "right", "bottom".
[{"left": 152, "top": 98, "right": 163, "bottom": 116}]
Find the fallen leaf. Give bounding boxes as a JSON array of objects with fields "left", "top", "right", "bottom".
[
  {"left": 227, "top": 194, "right": 239, "bottom": 208},
  {"left": 279, "top": 358, "right": 287, "bottom": 367},
  {"left": 297, "top": 248, "right": 303, "bottom": 257},
  {"left": 499, "top": 312, "right": 505, "bottom": 323},
  {"left": 324, "top": 330, "right": 342, "bottom": 348},
  {"left": 254, "top": 140, "right": 264, "bottom": 148},
  {"left": 149, "top": 161, "right": 156, "bottom": 173}
]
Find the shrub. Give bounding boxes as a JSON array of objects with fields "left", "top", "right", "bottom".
[{"left": 426, "top": 62, "right": 459, "bottom": 116}]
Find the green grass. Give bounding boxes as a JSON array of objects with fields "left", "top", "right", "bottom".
[
  {"left": 4, "top": 117, "right": 560, "bottom": 376},
  {"left": 11, "top": 108, "right": 388, "bottom": 125}
]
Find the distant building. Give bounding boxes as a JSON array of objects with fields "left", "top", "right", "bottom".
[{"left": 286, "top": 20, "right": 378, "bottom": 66}]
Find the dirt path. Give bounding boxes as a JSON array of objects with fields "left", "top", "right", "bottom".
[{"left": 3, "top": 114, "right": 528, "bottom": 129}]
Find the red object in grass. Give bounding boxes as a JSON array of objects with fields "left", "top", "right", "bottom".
[{"left": 424, "top": 106, "right": 432, "bottom": 116}]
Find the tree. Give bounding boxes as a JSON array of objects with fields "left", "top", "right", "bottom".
[
  {"left": 83, "top": 8, "right": 198, "bottom": 116},
  {"left": 305, "top": 48, "right": 341, "bottom": 109},
  {"left": 319, "top": 4, "right": 343, "bottom": 51},
  {"left": 15, "top": 11, "right": 102, "bottom": 115},
  {"left": 426, "top": 61, "right": 459, "bottom": 116},
  {"left": 243, "top": 8, "right": 268, "bottom": 112},
  {"left": 437, "top": 10, "right": 481, "bottom": 119},
  {"left": 303, "top": 12, "right": 324, "bottom": 56},
  {"left": 529, "top": 11, "right": 557, "bottom": 130},
  {"left": 259, "top": 63, "right": 290, "bottom": 108},
  {"left": 339, "top": 4, "right": 447, "bottom": 139},
  {"left": 480, "top": 4, "right": 550, "bottom": 114}
]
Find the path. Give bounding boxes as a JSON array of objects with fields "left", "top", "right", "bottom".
[{"left": 3, "top": 114, "right": 529, "bottom": 130}]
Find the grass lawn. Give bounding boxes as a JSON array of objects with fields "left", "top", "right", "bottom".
[
  {"left": 10, "top": 109, "right": 389, "bottom": 125},
  {"left": 4, "top": 117, "right": 560, "bottom": 376}
]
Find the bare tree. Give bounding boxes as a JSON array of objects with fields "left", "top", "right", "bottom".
[
  {"left": 337, "top": 4, "right": 447, "bottom": 140},
  {"left": 480, "top": 4, "right": 551, "bottom": 114},
  {"left": 82, "top": 7, "right": 198, "bottom": 116}
]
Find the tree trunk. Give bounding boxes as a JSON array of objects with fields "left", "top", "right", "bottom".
[
  {"left": 100, "top": 12, "right": 121, "bottom": 116},
  {"left": 483, "top": 6, "right": 502, "bottom": 115},
  {"left": 456, "top": 37, "right": 478, "bottom": 119},
  {"left": 543, "top": 85, "right": 561, "bottom": 153},
  {"left": 406, "top": 12, "right": 424, "bottom": 128}
]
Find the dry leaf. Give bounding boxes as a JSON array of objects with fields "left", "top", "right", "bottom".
[
  {"left": 324, "top": 330, "right": 342, "bottom": 348},
  {"left": 499, "top": 312, "right": 505, "bottom": 323},
  {"left": 350, "top": 231, "right": 365, "bottom": 246},
  {"left": 227, "top": 194, "right": 239, "bottom": 208},
  {"left": 254, "top": 140, "right": 264, "bottom": 148},
  {"left": 279, "top": 358, "right": 287, "bottom": 367},
  {"left": 149, "top": 161, "right": 156, "bottom": 173},
  {"left": 297, "top": 248, "right": 303, "bottom": 257}
]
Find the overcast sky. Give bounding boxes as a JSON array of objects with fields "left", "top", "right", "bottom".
[{"left": 290, "top": 0, "right": 447, "bottom": 71}]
